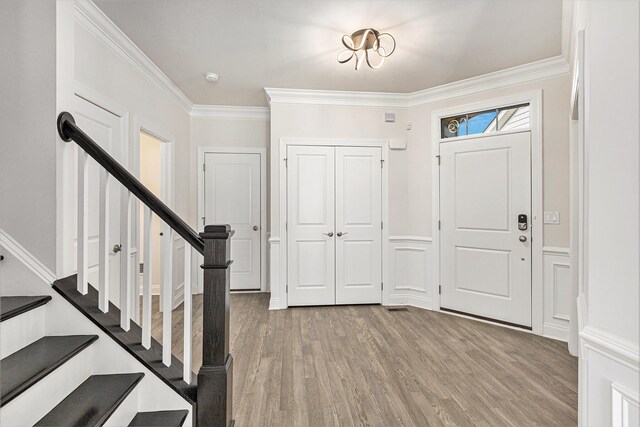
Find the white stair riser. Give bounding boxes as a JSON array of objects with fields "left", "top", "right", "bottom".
[
  {"left": 103, "top": 383, "right": 139, "bottom": 427},
  {"left": 0, "top": 306, "right": 46, "bottom": 359},
  {"left": 0, "top": 345, "right": 94, "bottom": 427}
]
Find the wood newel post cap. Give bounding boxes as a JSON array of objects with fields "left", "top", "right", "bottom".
[{"left": 200, "top": 225, "right": 234, "bottom": 240}]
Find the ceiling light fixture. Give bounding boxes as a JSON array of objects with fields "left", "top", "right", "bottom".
[{"left": 337, "top": 28, "right": 396, "bottom": 70}]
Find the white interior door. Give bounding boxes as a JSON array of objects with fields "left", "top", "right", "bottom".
[
  {"left": 287, "top": 146, "right": 336, "bottom": 306},
  {"left": 335, "top": 147, "right": 382, "bottom": 304},
  {"left": 203, "top": 152, "right": 261, "bottom": 290},
  {"left": 72, "top": 96, "right": 124, "bottom": 306},
  {"left": 440, "top": 132, "right": 532, "bottom": 327}
]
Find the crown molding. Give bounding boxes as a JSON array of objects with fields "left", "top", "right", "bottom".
[
  {"left": 265, "top": 56, "right": 569, "bottom": 109},
  {"left": 264, "top": 87, "right": 408, "bottom": 108},
  {"left": 407, "top": 55, "right": 569, "bottom": 107},
  {"left": 191, "top": 105, "right": 270, "bottom": 120},
  {"left": 75, "top": 0, "right": 193, "bottom": 114}
]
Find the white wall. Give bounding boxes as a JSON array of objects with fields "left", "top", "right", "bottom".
[
  {"left": 0, "top": 0, "right": 57, "bottom": 271},
  {"left": 570, "top": 1, "right": 640, "bottom": 425}
]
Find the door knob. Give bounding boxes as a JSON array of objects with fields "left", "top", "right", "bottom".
[
  {"left": 253, "top": 225, "right": 259, "bottom": 231},
  {"left": 519, "top": 235, "right": 527, "bottom": 242},
  {"left": 323, "top": 232, "right": 334, "bottom": 237},
  {"left": 113, "top": 244, "right": 122, "bottom": 253},
  {"left": 337, "top": 232, "right": 349, "bottom": 237}
]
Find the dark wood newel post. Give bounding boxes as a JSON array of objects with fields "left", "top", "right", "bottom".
[{"left": 198, "top": 225, "right": 234, "bottom": 427}]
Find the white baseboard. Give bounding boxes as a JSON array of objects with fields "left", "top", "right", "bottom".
[
  {"left": 543, "top": 322, "right": 569, "bottom": 342},
  {"left": 0, "top": 228, "right": 57, "bottom": 284}
]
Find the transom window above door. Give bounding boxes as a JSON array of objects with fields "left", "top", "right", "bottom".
[{"left": 441, "top": 103, "right": 530, "bottom": 139}]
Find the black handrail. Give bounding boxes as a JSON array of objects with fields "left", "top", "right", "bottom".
[{"left": 57, "top": 112, "right": 205, "bottom": 255}]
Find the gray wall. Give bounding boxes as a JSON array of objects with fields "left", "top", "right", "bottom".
[{"left": 0, "top": 0, "right": 57, "bottom": 270}]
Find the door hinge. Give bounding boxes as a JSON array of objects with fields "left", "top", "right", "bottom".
[
  {"left": 286, "top": 284, "right": 288, "bottom": 292},
  {"left": 203, "top": 163, "right": 206, "bottom": 172},
  {"left": 438, "top": 220, "right": 441, "bottom": 230},
  {"left": 284, "top": 158, "right": 288, "bottom": 167},
  {"left": 436, "top": 155, "right": 441, "bottom": 166},
  {"left": 439, "top": 285, "right": 441, "bottom": 294},
  {"left": 381, "top": 159, "right": 384, "bottom": 168},
  {"left": 286, "top": 222, "right": 288, "bottom": 231},
  {"left": 202, "top": 216, "right": 205, "bottom": 227},
  {"left": 381, "top": 282, "right": 384, "bottom": 290},
  {"left": 381, "top": 221, "right": 383, "bottom": 230}
]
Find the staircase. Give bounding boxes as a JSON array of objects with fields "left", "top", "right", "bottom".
[
  {"left": 0, "top": 113, "right": 234, "bottom": 426},
  {"left": 0, "top": 296, "right": 188, "bottom": 426}
]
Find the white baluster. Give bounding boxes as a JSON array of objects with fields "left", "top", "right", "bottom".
[
  {"left": 98, "top": 170, "right": 110, "bottom": 312},
  {"left": 162, "top": 226, "right": 173, "bottom": 366},
  {"left": 120, "top": 189, "right": 132, "bottom": 331},
  {"left": 183, "top": 245, "right": 192, "bottom": 383},
  {"left": 131, "top": 199, "right": 140, "bottom": 325},
  {"left": 142, "top": 206, "right": 153, "bottom": 349},
  {"left": 77, "top": 150, "right": 89, "bottom": 295}
]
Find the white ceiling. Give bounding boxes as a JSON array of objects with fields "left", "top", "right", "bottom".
[{"left": 94, "top": 0, "right": 562, "bottom": 107}]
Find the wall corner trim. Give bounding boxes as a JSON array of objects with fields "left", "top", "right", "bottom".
[
  {"left": 0, "top": 229, "right": 57, "bottom": 284},
  {"left": 75, "top": 0, "right": 194, "bottom": 113}
]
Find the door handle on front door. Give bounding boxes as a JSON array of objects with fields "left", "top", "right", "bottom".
[
  {"left": 336, "top": 232, "right": 349, "bottom": 237},
  {"left": 322, "top": 232, "right": 334, "bottom": 237},
  {"left": 253, "top": 225, "right": 259, "bottom": 231},
  {"left": 113, "top": 244, "right": 122, "bottom": 253}
]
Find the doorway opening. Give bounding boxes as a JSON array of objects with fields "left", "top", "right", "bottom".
[{"left": 138, "top": 131, "right": 163, "bottom": 296}]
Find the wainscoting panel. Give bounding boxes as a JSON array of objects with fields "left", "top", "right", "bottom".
[
  {"left": 580, "top": 325, "right": 640, "bottom": 426},
  {"left": 386, "top": 237, "right": 434, "bottom": 310},
  {"left": 268, "top": 238, "right": 285, "bottom": 310},
  {"left": 543, "top": 247, "right": 571, "bottom": 341}
]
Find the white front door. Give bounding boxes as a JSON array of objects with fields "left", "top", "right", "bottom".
[
  {"left": 287, "top": 146, "right": 336, "bottom": 305},
  {"left": 440, "top": 132, "right": 532, "bottom": 327},
  {"left": 203, "top": 152, "right": 261, "bottom": 290},
  {"left": 72, "top": 96, "right": 125, "bottom": 306},
  {"left": 335, "top": 147, "right": 382, "bottom": 304},
  {"left": 287, "top": 145, "right": 382, "bottom": 306}
]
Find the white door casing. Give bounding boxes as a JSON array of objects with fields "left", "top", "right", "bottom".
[
  {"left": 335, "top": 147, "right": 382, "bottom": 304},
  {"left": 287, "top": 145, "right": 336, "bottom": 305},
  {"left": 440, "top": 132, "right": 532, "bottom": 327},
  {"left": 72, "top": 96, "right": 125, "bottom": 306},
  {"left": 203, "top": 152, "right": 261, "bottom": 290}
]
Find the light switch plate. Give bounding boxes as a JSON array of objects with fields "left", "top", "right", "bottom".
[{"left": 544, "top": 211, "right": 560, "bottom": 224}]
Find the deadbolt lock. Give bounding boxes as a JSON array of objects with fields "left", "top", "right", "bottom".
[
  {"left": 253, "top": 225, "right": 259, "bottom": 231},
  {"left": 519, "top": 235, "right": 527, "bottom": 242}
]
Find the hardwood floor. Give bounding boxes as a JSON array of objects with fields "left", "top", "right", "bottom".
[{"left": 151, "top": 294, "right": 578, "bottom": 426}]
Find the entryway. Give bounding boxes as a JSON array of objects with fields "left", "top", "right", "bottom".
[
  {"left": 439, "top": 131, "right": 532, "bottom": 327},
  {"left": 286, "top": 145, "right": 382, "bottom": 306}
]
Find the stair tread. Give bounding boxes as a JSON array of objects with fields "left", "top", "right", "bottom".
[
  {"left": 35, "top": 373, "right": 145, "bottom": 427},
  {"left": 0, "top": 335, "right": 98, "bottom": 407},
  {"left": 53, "top": 275, "right": 197, "bottom": 404},
  {"left": 0, "top": 295, "right": 52, "bottom": 322},
  {"left": 128, "top": 410, "right": 189, "bottom": 427}
]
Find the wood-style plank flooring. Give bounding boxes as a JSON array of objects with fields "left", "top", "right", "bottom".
[{"left": 151, "top": 294, "right": 578, "bottom": 426}]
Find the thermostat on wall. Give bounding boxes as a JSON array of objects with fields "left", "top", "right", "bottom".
[{"left": 384, "top": 112, "right": 396, "bottom": 123}]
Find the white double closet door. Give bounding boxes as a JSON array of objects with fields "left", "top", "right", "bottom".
[{"left": 287, "top": 145, "right": 382, "bottom": 306}]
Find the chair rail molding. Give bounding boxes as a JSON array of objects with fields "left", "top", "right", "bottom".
[{"left": 0, "top": 229, "right": 57, "bottom": 284}]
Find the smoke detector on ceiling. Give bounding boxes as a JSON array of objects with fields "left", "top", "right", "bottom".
[{"left": 204, "top": 72, "right": 219, "bottom": 83}]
